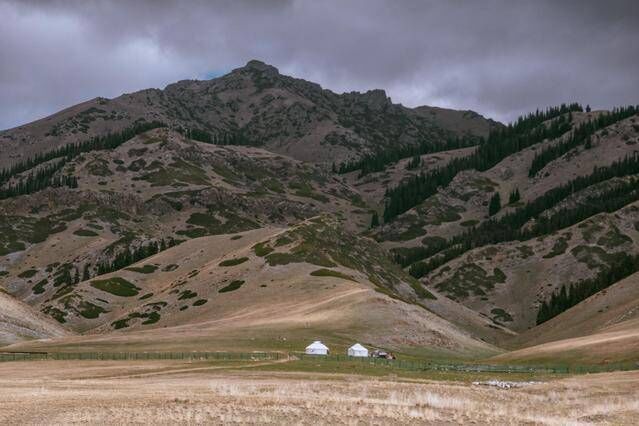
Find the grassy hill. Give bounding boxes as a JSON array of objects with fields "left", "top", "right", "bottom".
[
  {"left": 3, "top": 219, "right": 499, "bottom": 359},
  {"left": 513, "top": 271, "right": 639, "bottom": 347},
  {"left": 0, "top": 290, "right": 70, "bottom": 346},
  {"left": 1, "top": 63, "right": 639, "bottom": 365},
  {"left": 491, "top": 318, "right": 639, "bottom": 365}
]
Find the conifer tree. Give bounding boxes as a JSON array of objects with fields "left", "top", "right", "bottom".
[
  {"left": 406, "top": 155, "right": 421, "bottom": 170},
  {"left": 536, "top": 253, "right": 639, "bottom": 324},
  {"left": 370, "top": 212, "right": 380, "bottom": 228},
  {"left": 82, "top": 264, "right": 91, "bottom": 281},
  {"left": 404, "top": 154, "right": 639, "bottom": 279},
  {"left": 508, "top": 188, "right": 521, "bottom": 204},
  {"left": 528, "top": 105, "right": 637, "bottom": 177},
  {"left": 337, "top": 134, "right": 481, "bottom": 176},
  {"left": 383, "top": 103, "right": 585, "bottom": 221},
  {"left": 0, "top": 121, "right": 165, "bottom": 200},
  {"left": 489, "top": 192, "right": 501, "bottom": 216}
]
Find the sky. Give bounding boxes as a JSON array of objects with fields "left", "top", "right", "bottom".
[{"left": 1, "top": 0, "right": 638, "bottom": 130}]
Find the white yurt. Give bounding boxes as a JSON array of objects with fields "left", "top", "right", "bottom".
[
  {"left": 347, "top": 343, "right": 369, "bottom": 357},
  {"left": 305, "top": 340, "right": 329, "bottom": 355}
]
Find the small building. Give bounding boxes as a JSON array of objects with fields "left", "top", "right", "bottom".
[
  {"left": 347, "top": 343, "right": 369, "bottom": 357},
  {"left": 305, "top": 340, "right": 329, "bottom": 355}
]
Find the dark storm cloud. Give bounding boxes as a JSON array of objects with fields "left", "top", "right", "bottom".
[{"left": 1, "top": 0, "right": 638, "bottom": 129}]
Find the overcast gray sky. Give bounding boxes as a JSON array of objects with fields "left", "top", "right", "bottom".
[{"left": 1, "top": 0, "right": 638, "bottom": 130}]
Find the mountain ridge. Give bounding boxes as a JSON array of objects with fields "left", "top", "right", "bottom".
[
  {"left": 1, "top": 61, "right": 638, "bottom": 364},
  {"left": 0, "top": 60, "right": 497, "bottom": 168}
]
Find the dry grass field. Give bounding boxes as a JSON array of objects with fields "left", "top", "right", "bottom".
[
  {"left": 1, "top": 64, "right": 639, "bottom": 426},
  {"left": 0, "top": 359, "right": 638, "bottom": 425}
]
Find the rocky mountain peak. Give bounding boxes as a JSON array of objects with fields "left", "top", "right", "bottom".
[
  {"left": 360, "top": 89, "right": 391, "bottom": 109},
  {"left": 239, "top": 59, "right": 280, "bottom": 76}
]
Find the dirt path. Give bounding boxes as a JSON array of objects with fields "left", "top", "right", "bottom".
[{"left": 101, "top": 356, "right": 292, "bottom": 379}]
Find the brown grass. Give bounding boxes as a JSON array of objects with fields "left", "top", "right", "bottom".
[{"left": 0, "top": 360, "right": 638, "bottom": 424}]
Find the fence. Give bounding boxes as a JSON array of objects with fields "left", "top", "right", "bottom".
[
  {"left": 0, "top": 351, "right": 281, "bottom": 363},
  {"left": 296, "top": 353, "right": 639, "bottom": 375},
  {"left": 1, "top": 350, "right": 637, "bottom": 375}
]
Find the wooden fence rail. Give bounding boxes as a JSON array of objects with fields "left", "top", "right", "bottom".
[
  {"left": 0, "top": 351, "right": 280, "bottom": 363},
  {"left": 296, "top": 353, "right": 639, "bottom": 375},
  {"left": 1, "top": 350, "right": 637, "bottom": 375}
]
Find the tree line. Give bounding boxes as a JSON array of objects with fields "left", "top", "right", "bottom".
[
  {"left": 529, "top": 105, "right": 638, "bottom": 177},
  {"left": 383, "top": 104, "right": 582, "bottom": 222},
  {"left": 50, "top": 237, "right": 181, "bottom": 291},
  {"left": 401, "top": 152, "right": 639, "bottom": 277},
  {"left": 0, "top": 121, "right": 165, "bottom": 185},
  {"left": 536, "top": 253, "right": 639, "bottom": 324},
  {"left": 177, "top": 127, "right": 253, "bottom": 146},
  {"left": 0, "top": 160, "right": 77, "bottom": 200},
  {"left": 95, "top": 237, "right": 179, "bottom": 276},
  {"left": 335, "top": 134, "right": 481, "bottom": 177},
  {"left": 0, "top": 121, "right": 165, "bottom": 200}
]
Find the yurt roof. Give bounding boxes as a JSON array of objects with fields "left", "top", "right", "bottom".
[
  {"left": 349, "top": 343, "right": 367, "bottom": 351},
  {"left": 306, "top": 341, "right": 329, "bottom": 350}
]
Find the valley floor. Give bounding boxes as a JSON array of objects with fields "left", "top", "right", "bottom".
[{"left": 1, "top": 360, "right": 638, "bottom": 424}]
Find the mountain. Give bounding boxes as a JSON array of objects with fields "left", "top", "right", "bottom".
[
  {"left": 1, "top": 60, "right": 638, "bottom": 364},
  {"left": 0, "top": 60, "right": 497, "bottom": 168},
  {"left": 0, "top": 119, "right": 499, "bottom": 355},
  {"left": 365, "top": 106, "right": 639, "bottom": 360},
  {"left": 2, "top": 219, "right": 500, "bottom": 358}
]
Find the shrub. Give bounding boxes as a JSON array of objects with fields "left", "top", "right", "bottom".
[
  {"left": 32, "top": 279, "right": 48, "bottom": 294},
  {"left": 264, "top": 252, "right": 303, "bottom": 266},
  {"left": 90, "top": 277, "right": 140, "bottom": 297},
  {"left": 73, "top": 229, "right": 99, "bottom": 237},
  {"left": 219, "top": 257, "right": 249, "bottom": 267},
  {"left": 18, "top": 269, "right": 38, "bottom": 278},
  {"left": 79, "top": 302, "right": 108, "bottom": 319},
  {"left": 309, "top": 268, "right": 357, "bottom": 282},
  {"left": 125, "top": 264, "right": 158, "bottom": 274},
  {"left": 253, "top": 242, "right": 274, "bottom": 257},
  {"left": 219, "top": 280, "right": 245, "bottom": 293},
  {"left": 178, "top": 290, "right": 197, "bottom": 300}
]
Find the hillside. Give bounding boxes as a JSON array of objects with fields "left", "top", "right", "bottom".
[
  {"left": 0, "top": 122, "right": 507, "bottom": 355},
  {"left": 423, "top": 204, "right": 639, "bottom": 332},
  {"left": 491, "top": 318, "right": 639, "bottom": 365},
  {"left": 369, "top": 107, "right": 639, "bottom": 341},
  {"left": 1, "top": 61, "right": 639, "bottom": 364},
  {"left": 0, "top": 60, "right": 495, "bottom": 169},
  {"left": 0, "top": 291, "right": 69, "bottom": 346},
  {"left": 3, "top": 219, "right": 500, "bottom": 358},
  {"left": 0, "top": 127, "right": 370, "bottom": 303},
  {"left": 508, "top": 271, "right": 639, "bottom": 349}
]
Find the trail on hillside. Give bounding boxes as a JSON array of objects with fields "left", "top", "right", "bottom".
[{"left": 83, "top": 356, "right": 293, "bottom": 380}]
